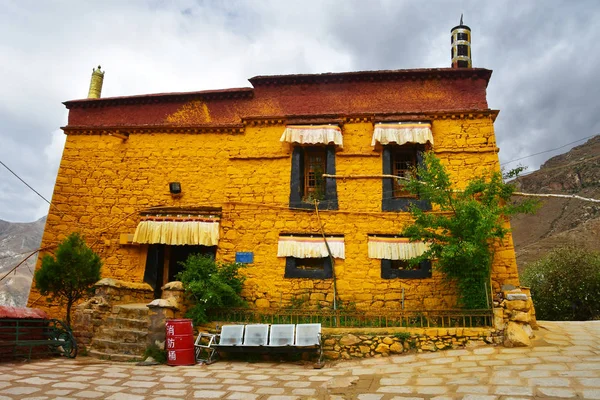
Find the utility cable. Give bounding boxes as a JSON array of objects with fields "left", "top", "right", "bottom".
[
  {"left": 0, "top": 159, "right": 52, "bottom": 204},
  {"left": 501, "top": 134, "right": 598, "bottom": 166}
]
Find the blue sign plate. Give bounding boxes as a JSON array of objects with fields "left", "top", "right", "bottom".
[{"left": 235, "top": 252, "right": 254, "bottom": 264}]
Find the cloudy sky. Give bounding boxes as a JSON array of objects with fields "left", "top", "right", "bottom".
[{"left": 1, "top": 0, "right": 599, "bottom": 222}]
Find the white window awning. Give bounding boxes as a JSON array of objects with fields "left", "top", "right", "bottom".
[
  {"left": 371, "top": 122, "right": 433, "bottom": 147},
  {"left": 368, "top": 236, "right": 429, "bottom": 260},
  {"left": 280, "top": 125, "right": 343, "bottom": 147},
  {"left": 277, "top": 235, "right": 345, "bottom": 259},
  {"left": 132, "top": 216, "right": 220, "bottom": 246}
]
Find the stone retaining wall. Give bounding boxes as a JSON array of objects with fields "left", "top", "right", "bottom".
[
  {"left": 72, "top": 278, "right": 155, "bottom": 348},
  {"left": 322, "top": 327, "right": 497, "bottom": 360}
]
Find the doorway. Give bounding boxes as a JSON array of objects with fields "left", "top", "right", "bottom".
[{"left": 144, "top": 244, "right": 216, "bottom": 298}]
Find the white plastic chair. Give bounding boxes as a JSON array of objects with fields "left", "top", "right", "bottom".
[
  {"left": 218, "top": 325, "right": 244, "bottom": 346},
  {"left": 243, "top": 324, "right": 269, "bottom": 346},
  {"left": 295, "top": 323, "right": 321, "bottom": 346},
  {"left": 268, "top": 324, "right": 295, "bottom": 346}
]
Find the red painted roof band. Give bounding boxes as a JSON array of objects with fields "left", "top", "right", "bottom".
[{"left": 64, "top": 68, "right": 493, "bottom": 127}]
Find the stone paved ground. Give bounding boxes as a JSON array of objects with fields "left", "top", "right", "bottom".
[{"left": 0, "top": 321, "right": 599, "bottom": 399}]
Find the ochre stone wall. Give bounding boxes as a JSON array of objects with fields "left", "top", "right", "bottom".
[
  {"left": 29, "top": 112, "right": 520, "bottom": 318},
  {"left": 322, "top": 327, "right": 498, "bottom": 360}
]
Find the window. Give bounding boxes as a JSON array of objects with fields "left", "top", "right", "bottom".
[
  {"left": 289, "top": 146, "right": 338, "bottom": 210},
  {"left": 285, "top": 257, "right": 333, "bottom": 279},
  {"left": 368, "top": 235, "right": 431, "bottom": 279},
  {"left": 391, "top": 146, "right": 418, "bottom": 198},
  {"left": 382, "top": 144, "right": 431, "bottom": 211},
  {"left": 381, "top": 259, "right": 432, "bottom": 279},
  {"left": 278, "top": 234, "right": 344, "bottom": 279},
  {"left": 304, "top": 148, "right": 327, "bottom": 202}
]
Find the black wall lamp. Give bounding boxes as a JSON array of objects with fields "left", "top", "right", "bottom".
[{"left": 169, "top": 182, "right": 182, "bottom": 194}]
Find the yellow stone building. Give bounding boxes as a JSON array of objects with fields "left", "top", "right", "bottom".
[{"left": 29, "top": 25, "right": 521, "bottom": 319}]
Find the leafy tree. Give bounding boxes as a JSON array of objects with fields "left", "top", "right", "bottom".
[
  {"left": 176, "top": 255, "right": 246, "bottom": 324},
  {"left": 522, "top": 246, "right": 600, "bottom": 321},
  {"left": 401, "top": 152, "right": 537, "bottom": 308},
  {"left": 34, "top": 232, "right": 102, "bottom": 326}
]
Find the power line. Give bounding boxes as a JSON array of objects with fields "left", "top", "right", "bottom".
[
  {"left": 501, "top": 134, "right": 598, "bottom": 166},
  {"left": 0, "top": 159, "right": 51, "bottom": 204}
]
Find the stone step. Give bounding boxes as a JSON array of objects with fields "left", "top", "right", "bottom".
[
  {"left": 96, "top": 328, "right": 148, "bottom": 343},
  {"left": 104, "top": 316, "right": 149, "bottom": 331},
  {"left": 88, "top": 349, "right": 143, "bottom": 362},
  {"left": 91, "top": 338, "right": 147, "bottom": 355},
  {"left": 112, "top": 303, "right": 150, "bottom": 320}
]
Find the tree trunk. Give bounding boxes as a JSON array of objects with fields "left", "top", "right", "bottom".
[{"left": 65, "top": 301, "right": 72, "bottom": 328}]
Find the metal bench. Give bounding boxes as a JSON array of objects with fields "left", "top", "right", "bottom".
[
  {"left": 195, "top": 323, "right": 323, "bottom": 365},
  {"left": 0, "top": 318, "right": 77, "bottom": 361}
]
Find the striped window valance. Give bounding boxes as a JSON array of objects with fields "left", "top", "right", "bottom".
[
  {"left": 277, "top": 235, "right": 345, "bottom": 259},
  {"left": 280, "top": 125, "right": 343, "bottom": 147},
  {"left": 371, "top": 122, "right": 433, "bottom": 147},
  {"left": 368, "top": 236, "right": 429, "bottom": 260},
  {"left": 132, "top": 215, "right": 220, "bottom": 246}
]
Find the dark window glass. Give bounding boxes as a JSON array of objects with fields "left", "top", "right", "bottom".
[
  {"left": 392, "top": 148, "right": 418, "bottom": 198},
  {"left": 457, "top": 32, "right": 469, "bottom": 41},
  {"left": 382, "top": 143, "right": 431, "bottom": 212},
  {"left": 458, "top": 45, "right": 469, "bottom": 56},
  {"left": 390, "top": 259, "right": 421, "bottom": 271},
  {"left": 381, "top": 259, "right": 432, "bottom": 279},
  {"left": 285, "top": 257, "right": 332, "bottom": 279},
  {"left": 296, "top": 258, "right": 326, "bottom": 271}
]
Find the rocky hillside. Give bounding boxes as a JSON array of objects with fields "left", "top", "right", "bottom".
[
  {"left": 511, "top": 136, "right": 600, "bottom": 271},
  {"left": 0, "top": 216, "right": 46, "bottom": 306}
]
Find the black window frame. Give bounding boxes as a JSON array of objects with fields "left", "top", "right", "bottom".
[
  {"left": 381, "top": 259, "right": 432, "bottom": 279},
  {"left": 382, "top": 144, "right": 431, "bottom": 212},
  {"left": 284, "top": 257, "right": 333, "bottom": 279},
  {"left": 289, "top": 145, "right": 338, "bottom": 210}
]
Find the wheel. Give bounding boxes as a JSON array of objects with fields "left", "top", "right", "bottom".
[{"left": 57, "top": 332, "right": 78, "bottom": 358}]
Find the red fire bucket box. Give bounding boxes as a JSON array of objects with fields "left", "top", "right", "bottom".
[{"left": 165, "top": 319, "right": 195, "bottom": 366}]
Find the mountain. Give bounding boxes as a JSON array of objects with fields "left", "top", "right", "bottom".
[
  {"left": 0, "top": 216, "right": 46, "bottom": 306},
  {"left": 510, "top": 136, "right": 600, "bottom": 270}
]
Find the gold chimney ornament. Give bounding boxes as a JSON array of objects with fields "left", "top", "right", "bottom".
[{"left": 87, "top": 65, "right": 105, "bottom": 99}]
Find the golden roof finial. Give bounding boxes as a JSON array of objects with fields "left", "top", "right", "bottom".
[{"left": 87, "top": 65, "right": 105, "bottom": 99}]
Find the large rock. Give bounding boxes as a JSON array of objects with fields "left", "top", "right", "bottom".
[
  {"left": 510, "top": 311, "right": 531, "bottom": 323},
  {"left": 359, "top": 345, "right": 370, "bottom": 354},
  {"left": 390, "top": 342, "right": 404, "bottom": 353},
  {"left": 340, "top": 334, "right": 361, "bottom": 346},
  {"left": 504, "top": 322, "right": 531, "bottom": 347},
  {"left": 375, "top": 343, "right": 390, "bottom": 354},
  {"left": 504, "top": 300, "right": 530, "bottom": 312},
  {"left": 382, "top": 337, "right": 394, "bottom": 345},
  {"left": 522, "top": 324, "right": 535, "bottom": 339},
  {"left": 506, "top": 293, "right": 528, "bottom": 301}
]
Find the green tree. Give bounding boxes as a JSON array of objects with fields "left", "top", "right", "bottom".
[
  {"left": 401, "top": 152, "right": 537, "bottom": 308},
  {"left": 34, "top": 233, "right": 102, "bottom": 326},
  {"left": 522, "top": 246, "right": 600, "bottom": 321},
  {"left": 176, "top": 255, "right": 246, "bottom": 325}
]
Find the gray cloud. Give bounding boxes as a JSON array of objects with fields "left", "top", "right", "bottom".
[{"left": 1, "top": 0, "right": 598, "bottom": 222}]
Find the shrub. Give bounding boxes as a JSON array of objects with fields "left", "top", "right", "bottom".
[
  {"left": 402, "top": 152, "right": 538, "bottom": 308},
  {"left": 522, "top": 246, "right": 600, "bottom": 321},
  {"left": 176, "top": 255, "right": 246, "bottom": 325},
  {"left": 144, "top": 343, "right": 167, "bottom": 364},
  {"left": 34, "top": 232, "right": 102, "bottom": 327}
]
